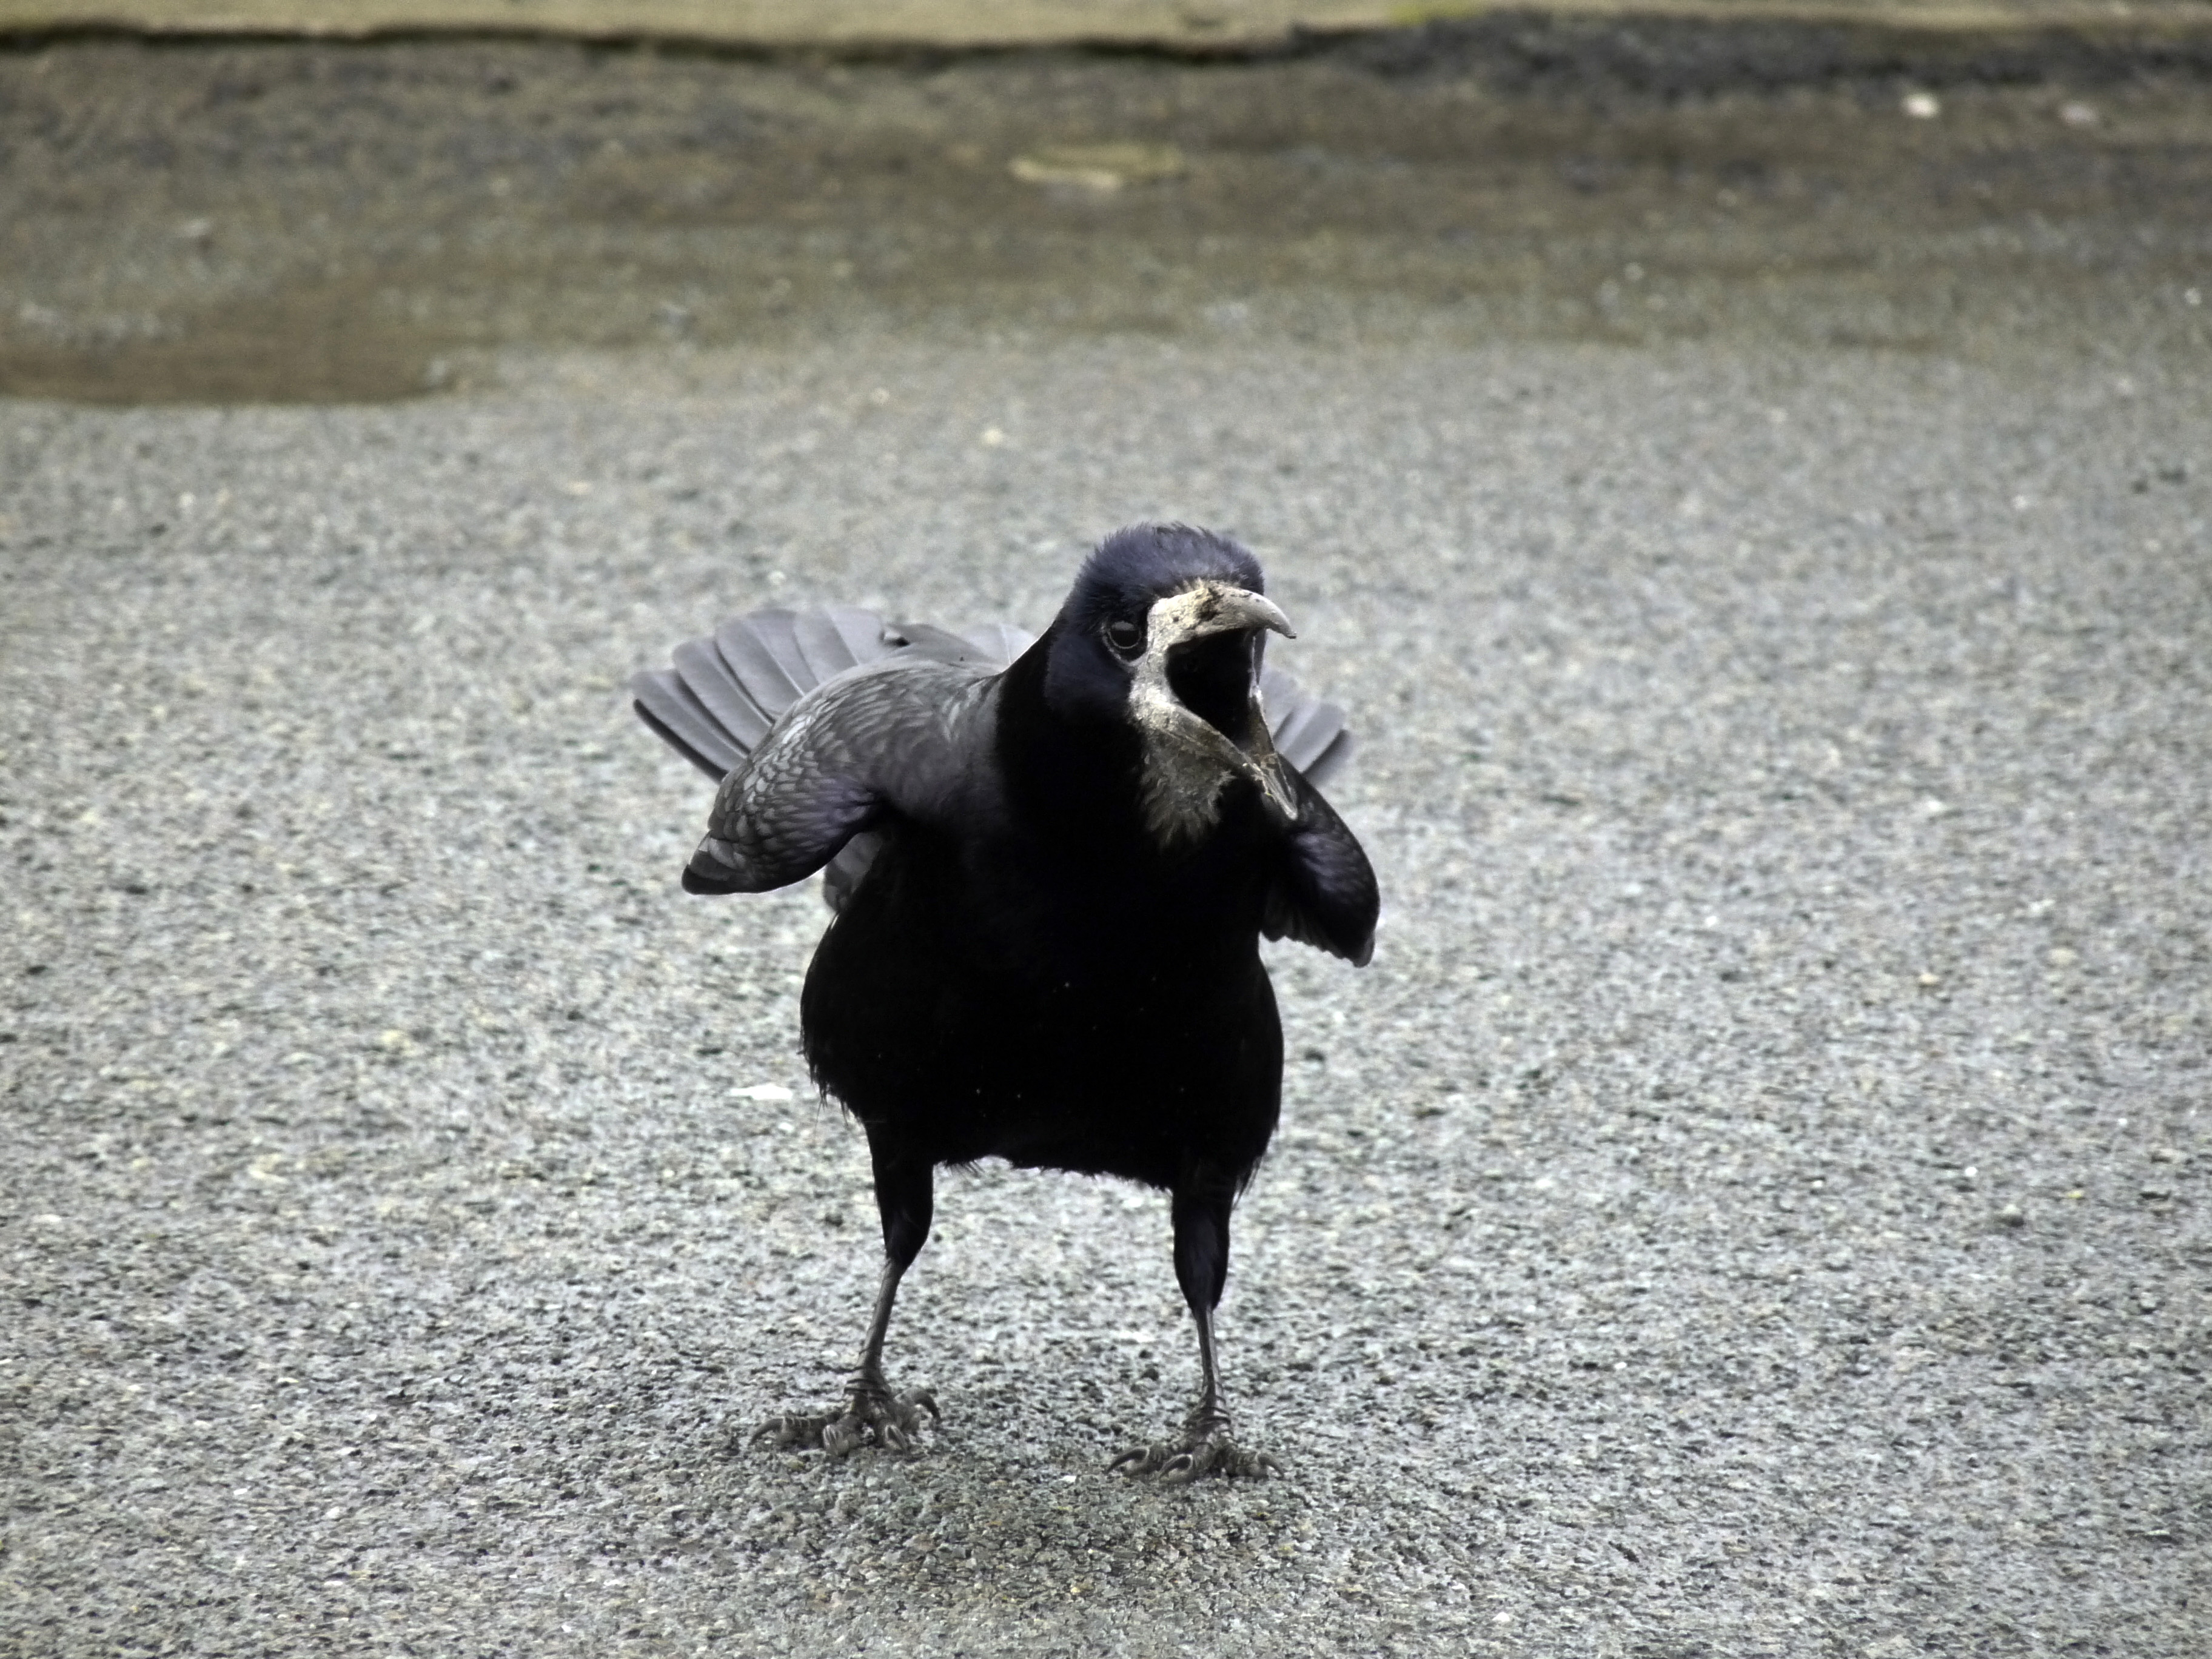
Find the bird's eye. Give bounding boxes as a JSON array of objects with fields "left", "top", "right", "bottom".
[{"left": 1105, "top": 618, "right": 1144, "bottom": 656}]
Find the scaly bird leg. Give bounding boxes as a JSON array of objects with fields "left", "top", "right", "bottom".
[
  {"left": 1111, "top": 1303, "right": 1278, "bottom": 1482},
  {"left": 752, "top": 1258, "right": 939, "bottom": 1456}
]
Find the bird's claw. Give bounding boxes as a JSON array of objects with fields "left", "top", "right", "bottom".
[
  {"left": 752, "top": 1381, "right": 938, "bottom": 1457},
  {"left": 1111, "top": 1406, "right": 1277, "bottom": 1483}
]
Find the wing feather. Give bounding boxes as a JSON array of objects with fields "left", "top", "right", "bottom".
[
  {"left": 1280, "top": 702, "right": 1348, "bottom": 777},
  {"left": 1261, "top": 769, "right": 1378, "bottom": 966},
  {"left": 629, "top": 668, "right": 745, "bottom": 780},
  {"left": 959, "top": 621, "right": 1036, "bottom": 665},
  {"left": 822, "top": 830, "right": 884, "bottom": 911},
  {"left": 716, "top": 609, "right": 810, "bottom": 714},
  {"left": 1270, "top": 696, "right": 1319, "bottom": 761},
  {"left": 825, "top": 605, "right": 899, "bottom": 668},
  {"left": 1299, "top": 728, "right": 1355, "bottom": 788},
  {"left": 683, "top": 657, "right": 991, "bottom": 896},
  {"left": 1260, "top": 664, "right": 1352, "bottom": 783},
  {"left": 638, "top": 603, "right": 1016, "bottom": 910},
  {"left": 883, "top": 620, "right": 991, "bottom": 665},
  {"left": 793, "top": 609, "right": 863, "bottom": 683},
  {"left": 672, "top": 637, "right": 775, "bottom": 751},
  {"left": 639, "top": 601, "right": 1361, "bottom": 922}
]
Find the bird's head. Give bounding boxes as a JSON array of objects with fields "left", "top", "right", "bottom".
[{"left": 1044, "top": 524, "right": 1298, "bottom": 842}]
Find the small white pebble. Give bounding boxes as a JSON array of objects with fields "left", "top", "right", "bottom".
[{"left": 1903, "top": 92, "right": 1941, "bottom": 120}]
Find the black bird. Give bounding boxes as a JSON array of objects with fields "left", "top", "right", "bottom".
[{"left": 631, "top": 525, "right": 1378, "bottom": 1478}]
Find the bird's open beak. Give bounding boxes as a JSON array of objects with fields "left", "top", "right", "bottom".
[
  {"left": 1133, "top": 582, "right": 1300, "bottom": 825},
  {"left": 1149, "top": 583, "right": 1296, "bottom": 648}
]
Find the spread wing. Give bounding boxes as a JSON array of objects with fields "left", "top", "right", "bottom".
[
  {"left": 1262, "top": 768, "right": 1378, "bottom": 967},
  {"left": 1253, "top": 662, "right": 1369, "bottom": 961},
  {"left": 631, "top": 606, "right": 1031, "bottom": 908},
  {"left": 634, "top": 605, "right": 1359, "bottom": 914},
  {"left": 680, "top": 656, "right": 991, "bottom": 896}
]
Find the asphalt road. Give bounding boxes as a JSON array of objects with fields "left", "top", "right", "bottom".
[{"left": 4, "top": 32, "right": 2210, "bottom": 1659}]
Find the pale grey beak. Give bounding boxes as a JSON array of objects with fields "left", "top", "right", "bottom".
[
  {"left": 1130, "top": 582, "right": 1301, "bottom": 834},
  {"left": 1172, "top": 585, "right": 1296, "bottom": 645}
]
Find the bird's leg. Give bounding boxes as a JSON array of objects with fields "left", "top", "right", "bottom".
[
  {"left": 752, "top": 1148, "right": 939, "bottom": 1456},
  {"left": 828, "top": 1256, "right": 941, "bottom": 1455},
  {"left": 1112, "top": 1188, "right": 1278, "bottom": 1481}
]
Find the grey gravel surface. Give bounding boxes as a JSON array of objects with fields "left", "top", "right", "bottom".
[
  {"left": 4, "top": 33, "right": 2212, "bottom": 1659},
  {"left": 5, "top": 333, "right": 2208, "bottom": 1655}
]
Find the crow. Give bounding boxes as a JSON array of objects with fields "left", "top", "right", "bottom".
[{"left": 631, "top": 524, "right": 1378, "bottom": 1479}]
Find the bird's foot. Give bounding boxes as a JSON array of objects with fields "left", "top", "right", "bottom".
[
  {"left": 1110, "top": 1401, "right": 1278, "bottom": 1483},
  {"left": 752, "top": 1374, "right": 939, "bottom": 1457}
]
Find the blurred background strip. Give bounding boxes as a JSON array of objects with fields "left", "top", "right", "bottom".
[{"left": 6, "top": 0, "right": 2212, "bottom": 47}]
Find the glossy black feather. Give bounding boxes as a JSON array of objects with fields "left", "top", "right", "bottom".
[
  {"left": 632, "top": 526, "right": 1379, "bottom": 1464},
  {"left": 630, "top": 668, "right": 740, "bottom": 781}
]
